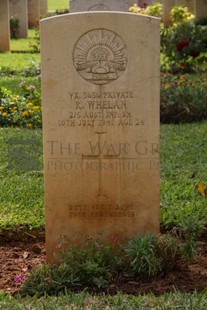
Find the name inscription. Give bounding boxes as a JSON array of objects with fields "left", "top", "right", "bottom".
[{"left": 58, "top": 90, "right": 144, "bottom": 128}]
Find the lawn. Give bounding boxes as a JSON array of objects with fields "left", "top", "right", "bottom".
[
  {"left": 48, "top": 0, "right": 69, "bottom": 11},
  {"left": 0, "top": 123, "right": 206, "bottom": 231}
]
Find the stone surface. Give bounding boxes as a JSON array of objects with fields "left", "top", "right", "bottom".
[
  {"left": 40, "top": 0, "right": 48, "bottom": 17},
  {"left": 175, "top": 0, "right": 195, "bottom": 14},
  {"left": 41, "top": 12, "right": 160, "bottom": 261},
  {"left": 70, "top": 0, "right": 135, "bottom": 12},
  {"left": 162, "top": 0, "right": 175, "bottom": 24},
  {"left": 0, "top": 0, "right": 10, "bottom": 51},
  {"left": 28, "top": 0, "right": 40, "bottom": 27},
  {"left": 195, "top": 0, "right": 207, "bottom": 18},
  {"left": 9, "top": 0, "right": 28, "bottom": 38},
  {"left": 139, "top": 0, "right": 158, "bottom": 5}
]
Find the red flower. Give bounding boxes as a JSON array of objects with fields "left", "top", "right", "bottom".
[
  {"left": 141, "top": 2, "right": 148, "bottom": 8},
  {"left": 178, "top": 63, "right": 185, "bottom": 69},
  {"left": 190, "top": 51, "right": 200, "bottom": 58},
  {"left": 176, "top": 41, "right": 189, "bottom": 52}
]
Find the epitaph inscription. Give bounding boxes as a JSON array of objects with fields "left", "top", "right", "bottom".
[{"left": 73, "top": 29, "right": 127, "bottom": 85}]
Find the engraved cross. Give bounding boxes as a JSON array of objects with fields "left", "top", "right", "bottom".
[{"left": 82, "top": 131, "right": 120, "bottom": 197}]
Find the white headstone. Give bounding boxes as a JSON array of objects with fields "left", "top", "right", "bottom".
[
  {"left": 41, "top": 12, "right": 160, "bottom": 261},
  {"left": 40, "top": 0, "right": 48, "bottom": 17},
  {"left": 70, "top": 0, "right": 134, "bottom": 12},
  {"left": 9, "top": 0, "right": 28, "bottom": 38},
  {"left": 28, "top": 0, "right": 40, "bottom": 28},
  {"left": 195, "top": 0, "right": 207, "bottom": 18},
  {"left": 0, "top": 0, "right": 10, "bottom": 52}
]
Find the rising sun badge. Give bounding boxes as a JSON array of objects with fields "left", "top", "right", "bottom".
[{"left": 73, "top": 29, "right": 128, "bottom": 85}]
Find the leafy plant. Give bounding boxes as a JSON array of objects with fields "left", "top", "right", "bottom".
[
  {"left": 20, "top": 263, "right": 80, "bottom": 296},
  {"left": 156, "top": 234, "right": 183, "bottom": 271},
  {"left": 161, "top": 20, "right": 207, "bottom": 73},
  {"left": 160, "top": 74, "right": 207, "bottom": 123},
  {"left": 10, "top": 17, "right": 20, "bottom": 39},
  {"left": 21, "top": 235, "right": 124, "bottom": 296},
  {"left": 0, "top": 81, "right": 41, "bottom": 128},
  {"left": 170, "top": 6, "right": 194, "bottom": 24},
  {"left": 125, "top": 233, "right": 162, "bottom": 277},
  {"left": 56, "top": 235, "right": 124, "bottom": 287},
  {"left": 29, "top": 29, "right": 40, "bottom": 53},
  {"left": 129, "top": 2, "right": 162, "bottom": 17}
]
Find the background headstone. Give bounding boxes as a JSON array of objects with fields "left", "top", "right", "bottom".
[
  {"left": 41, "top": 12, "right": 160, "bottom": 261},
  {"left": 195, "top": 0, "right": 207, "bottom": 18},
  {"left": 0, "top": 0, "right": 10, "bottom": 51},
  {"left": 40, "top": 0, "right": 48, "bottom": 17},
  {"left": 162, "top": 0, "right": 175, "bottom": 24},
  {"left": 70, "top": 0, "right": 135, "bottom": 12},
  {"left": 139, "top": 0, "right": 159, "bottom": 5},
  {"left": 9, "top": 0, "right": 28, "bottom": 38},
  {"left": 175, "top": 0, "right": 195, "bottom": 14},
  {"left": 28, "top": 0, "right": 40, "bottom": 28}
]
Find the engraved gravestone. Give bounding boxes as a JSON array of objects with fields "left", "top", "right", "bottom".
[
  {"left": 70, "top": 0, "right": 134, "bottom": 12},
  {"left": 9, "top": 0, "right": 28, "bottom": 38},
  {"left": 0, "top": 0, "right": 10, "bottom": 52},
  {"left": 41, "top": 12, "right": 160, "bottom": 261}
]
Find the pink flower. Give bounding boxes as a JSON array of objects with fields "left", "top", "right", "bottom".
[
  {"left": 15, "top": 275, "right": 25, "bottom": 283},
  {"left": 28, "top": 84, "right": 36, "bottom": 89},
  {"left": 55, "top": 243, "right": 62, "bottom": 249},
  {"left": 38, "top": 257, "right": 46, "bottom": 262},
  {"left": 18, "top": 81, "right": 26, "bottom": 87},
  {"left": 112, "top": 236, "right": 118, "bottom": 244}
]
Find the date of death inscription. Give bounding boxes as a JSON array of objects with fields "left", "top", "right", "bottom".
[{"left": 58, "top": 91, "right": 144, "bottom": 128}]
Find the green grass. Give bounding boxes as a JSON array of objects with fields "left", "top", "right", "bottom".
[
  {"left": 10, "top": 29, "right": 38, "bottom": 52},
  {"left": 0, "top": 29, "right": 40, "bottom": 80},
  {"left": 0, "top": 53, "right": 39, "bottom": 71},
  {"left": 48, "top": 0, "right": 69, "bottom": 11},
  {"left": 0, "top": 76, "right": 39, "bottom": 93},
  {"left": 0, "top": 122, "right": 207, "bottom": 232},
  {"left": 160, "top": 122, "right": 207, "bottom": 230},
  {"left": 0, "top": 128, "right": 44, "bottom": 230},
  {"left": 1, "top": 290, "right": 207, "bottom": 309}
]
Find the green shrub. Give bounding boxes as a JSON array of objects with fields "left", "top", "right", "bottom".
[
  {"left": 29, "top": 29, "right": 40, "bottom": 53},
  {"left": 156, "top": 234, "right": 183, "bottom": 271},
  {"left": 161, "top": 21, "right": 207, "bottom": 73},
  {"left": 160, "top": 74, "right": 207, "bottom": 123},
  {"left": 20, "top": 233, "right": 198, "bottom": 296},
  {"left": 129, "top": 2, "right": 162, "bottom": 17},
  {"left": 20, "top": 263, "right": 80, "bottom": 297},
  {"left": 10, "top": 17, "right": 20, "bottom": 39},
  {"left": 170, "top": 6, "right": 194, "bottom": 24},
  {"left": 125, "top": 234, "right": 162, "bottom": 277},
  {"left": 21, "top": 235, "right": 124, "bottom": 296},
  {"left": 0, "top": 81, "right": 41, "bottom": 128}
]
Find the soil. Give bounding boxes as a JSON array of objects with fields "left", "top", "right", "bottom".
[{"left": 1, "top": 231, "right": 207, "bottom": 296}]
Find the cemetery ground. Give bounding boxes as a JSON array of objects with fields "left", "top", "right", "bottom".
[
  {"left": 1, "top": 8, "right": 207, "bottom": 310},
  {"left": 1, "top": 124, "right": 207, "bottom": 308}
]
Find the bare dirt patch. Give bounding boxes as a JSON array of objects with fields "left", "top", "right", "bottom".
[{"left": 1, "top": 234, "right": 207, "bottom": 296}]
